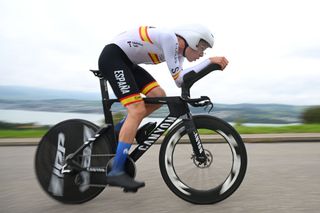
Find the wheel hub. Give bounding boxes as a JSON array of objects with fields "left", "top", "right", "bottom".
[{"left": 191, "top": 149, "right": 213, "bottom": 168}]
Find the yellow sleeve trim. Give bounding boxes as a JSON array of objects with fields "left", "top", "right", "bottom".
[{"left": 172, "top": 70, "right": 181, "bottom": 80}]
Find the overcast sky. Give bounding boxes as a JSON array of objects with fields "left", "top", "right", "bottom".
[{"left": 1, "top": 0, "right": 319, "bottom": 105}]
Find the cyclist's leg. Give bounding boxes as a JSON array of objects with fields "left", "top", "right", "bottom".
[
  {"left": 133, "top": 64, "right": 166, "bottom": 115},
  {"left": 106, "top": 101, "right": 146, "bottom": 190},
  {"left": 144, "top": 86, "right": 166, "bottom": 115},
  {"left": 113, "top": 88, "right": 164, "bottom": 132},
  {"left": 114, "top": 116, "right": 126, "bottom": 132},
  {"left": 106, "top": 101, "right": 146, "bottom": 189},
  {"left": 113, "top": 65, "right": 166, "bottom": 131},
  {"left": 98, "top": 44, "right": 145, "bottom": 189},
  {"left": 118, "top": 101, "right": 147, "bottom": 143}
]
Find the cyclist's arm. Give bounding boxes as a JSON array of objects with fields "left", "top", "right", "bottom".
[
  {"left": 159, "top": 32, "right": 183, "bottom": 86},
  {"left": 174, "top": 59, "right": 211, "bottom": 86},
  {"left": 160, "top": 32, "right": 218, "bottom": 88}
]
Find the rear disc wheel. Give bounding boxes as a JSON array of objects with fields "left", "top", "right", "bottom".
[{"left": 35, "top": 119, "right": 113, "bottom": 204}]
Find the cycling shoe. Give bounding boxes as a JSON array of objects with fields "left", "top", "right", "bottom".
[{"left": 106, "top": 173, "right": 145, "bottom": 191}]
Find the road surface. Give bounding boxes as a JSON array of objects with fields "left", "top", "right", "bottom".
[{"left": 0, "top": 143, "right": 320, "bottom": 213}]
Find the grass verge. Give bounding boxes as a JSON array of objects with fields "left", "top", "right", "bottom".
[
  {"left": 1, "top": 124, "right": 320, "bottom": 138},
  {"left": 235, "top": 124, "right": 320, "bottom": 134},
  {"left": 0, "top": 129, "right": 48, "bottom": 138}
]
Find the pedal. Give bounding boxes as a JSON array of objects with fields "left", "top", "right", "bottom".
[
  {"left": 123, "top": 188, "right": 138, "bottom": 193},
  {"left": 135, "top": 122, "right": 157, "bottom": 145}
]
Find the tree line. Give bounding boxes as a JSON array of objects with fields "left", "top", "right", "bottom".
[{"left": 302, "top": 106, "right": 320, "bottom": 124}]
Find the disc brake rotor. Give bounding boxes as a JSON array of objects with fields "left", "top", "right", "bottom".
[{"left": 191, "top": 149, "right": 213, "bottom": 168}]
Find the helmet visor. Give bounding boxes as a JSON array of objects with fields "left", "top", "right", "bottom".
[{"left": 195, "top": 39, "right": 211, "bottom": 53}]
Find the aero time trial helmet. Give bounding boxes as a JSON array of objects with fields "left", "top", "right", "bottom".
[{"left": 174, "top": 24, "right": 214, "bottom": 50}]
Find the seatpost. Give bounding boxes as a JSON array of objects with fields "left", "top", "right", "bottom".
[{"left": 99, "top": 78, "right": 114, "bottom": 125}]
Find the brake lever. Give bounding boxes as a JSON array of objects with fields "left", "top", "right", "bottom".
[
  {"left": 190, "top": 99, "right": 214, "bottom": 113},
  {"left": 204, "top": 101, "right": 214, "bottom": 113},
  {"left": 186, "top": 96, "right": 214, "bottom": 113}
]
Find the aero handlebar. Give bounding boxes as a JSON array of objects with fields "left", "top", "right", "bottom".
[{"left": 181, "top": 63, "right": 221, "bottom": 98}]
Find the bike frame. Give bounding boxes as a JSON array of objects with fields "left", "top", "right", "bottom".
[
  {"left": 131, "top": 96, "right": 205, "bottom": 161},
  {"left": 63, "top": 70, "right": 211, "bottom": 172}
]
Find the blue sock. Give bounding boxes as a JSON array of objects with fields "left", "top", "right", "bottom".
[
  {"left": 108, "top": 141, "right": 131, "bottom": 176},
  {"left": 114, "top": 116, "right": 127, "bottom": 132}
]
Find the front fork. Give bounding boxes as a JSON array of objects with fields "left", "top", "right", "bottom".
[{"left": 182, "top": 114, "right": 207, "bottom": 164}]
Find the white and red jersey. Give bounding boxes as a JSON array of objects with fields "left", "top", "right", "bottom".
[{"left": 110, "top": 26, "right": 210, "bottom": 87}]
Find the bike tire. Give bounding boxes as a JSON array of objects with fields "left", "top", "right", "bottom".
[
  {"left": 159, "top": 115, "right": 247, "bottom": 204},
  {"left": 35, "top": 119, "right": 113, "bottom": 204}
]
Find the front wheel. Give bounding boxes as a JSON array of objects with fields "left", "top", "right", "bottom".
[{"left": 159, "top": 115, "right": 247, "bottom": 204}]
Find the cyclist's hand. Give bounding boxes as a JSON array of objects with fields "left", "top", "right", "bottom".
[{"left": 209, "top": 57, "right": 229, "bottom": 70}]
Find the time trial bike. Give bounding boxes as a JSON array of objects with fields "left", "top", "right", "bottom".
[{"left": 35, "top": 64, "right": 247, "bottom": 204}]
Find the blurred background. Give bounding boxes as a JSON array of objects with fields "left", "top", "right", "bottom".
[
  {"left": 0, "top": 1, "right": 320, "bottom": 212},
  {"left": 0, "top": 0, "right": 320, "bottom": 134}
]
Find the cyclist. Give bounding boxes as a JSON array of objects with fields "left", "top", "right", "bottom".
[{"left": 98, "top": 24, "right": 229, "bottom": 191}]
